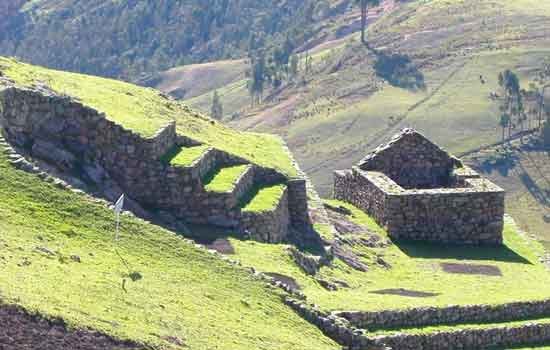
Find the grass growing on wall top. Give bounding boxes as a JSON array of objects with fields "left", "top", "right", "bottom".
[
  {"left": 165, "top": 144, "right": 211, "bottom": 167},
  {"left": 0, "top": 57, "right": 297, "bottom": 176},
  {"left": 0, "top": 150, "right": 337, "bottom": 350},
  {"left": 241, "top": 184, "right": 287, "bottom": 212},
  {"left": 204, "top": 164, "right": 249, "bottom": 193}
]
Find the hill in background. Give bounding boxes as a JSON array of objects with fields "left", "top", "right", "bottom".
[
  {"left": 154, "top": 0, "right": 550, "bottom": 246},
  {"left": 0, "top": 0, "right": 361, "bottom": 81}
]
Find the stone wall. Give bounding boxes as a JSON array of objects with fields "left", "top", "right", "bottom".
[
  {"left": 336, "top": 299, "right": 550, "bottom": 330},
  {"left": 241, "top": 187, "right": 290, "bottom": 243},
  {"left": 371, "top": 323, "right": 550, "bottom": 350},
  {"left": 358, "top": 129, "right": 461, "bottom": 189},
  {"left": 0, "top": 85, "right": 312, "bottom": 243},
  {"left": 334, "top": 167, "right": 504, "bottom": 245},
  {"left": 286, "top": 297, "right": 550, "bottom": 350},
  {"left": 287, "top": 178, "right": 310, "bottom": 229}
]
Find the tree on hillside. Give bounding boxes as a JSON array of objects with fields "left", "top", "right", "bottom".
[
  {"left": 211, "top": 90, "right": 223, "bottom": 120},
  {"left": 498, "top": 69, "right": 523, "bottom": 139},
  {"left": 289, "top": 54, "right": 299, "bottom": 79},
  {"left": 355, "top": 0, "right": 381, "bottom": 44},
  {"left": 248, "top": 53, "right": 266, "bottom": 105},
  {"left": 499, "top": 113, "right": 511, "bottom": 141}
]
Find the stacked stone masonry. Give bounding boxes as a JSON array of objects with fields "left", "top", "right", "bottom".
[
  {"left": 0, "top": 84, "right": 311, "bottom": 243},
  {"left": 336, "top": 299, "right": 550, "bottom": 330},
  {"left": 286, "top": 297, "right": 550, "bottom": 350},
  {"left": 334, "top": 129, "right": 505, "bottom": 245}
]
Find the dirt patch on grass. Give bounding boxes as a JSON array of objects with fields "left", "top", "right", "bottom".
[
  {"left": 370, "top": 288, "right": 440, "bottom": 298},
  {"left": 333, "top": 244, "right": 370, "bottom": 272},
  {"left": 0, "top": 303, "right": 140, "bottom": 350},
  {"left": 206, "top": 238, "right": 235, "bottom": 255},
  {"left": 440, "top": 262, "right": 502, "bottom": 276},
  {"left": 264, "top": 272, "right": 301, "bottom": 292}
]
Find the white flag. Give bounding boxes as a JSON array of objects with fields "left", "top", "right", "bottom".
[{"left": 115, "top": 194, "right": 125, "bottom": 215}]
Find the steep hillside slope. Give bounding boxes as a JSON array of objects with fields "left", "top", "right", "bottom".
[
  {"left": 0, "top": 142, "right": 338, "bottom": 350},
  {"left": 0, "top": 0, "right": 356, "bottom": 81},
  {"left": 464, "top": 136, "right": 550, "bottom": 249},
  {"left": 0, "top": 57, "right": 297, "bottom": 176},
  {"left": 160, "top": 0, "right": 550, "bottom": 241}
]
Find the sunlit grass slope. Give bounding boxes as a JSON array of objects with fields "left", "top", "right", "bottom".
[
  {"left": 228, "top": 200, "right": 550, "bottom": 313},
  {"left": 0, "top": 151, "right": 337, "bottom": 350},
  {"left": 0, "top": 57, "right": 297, "bottom": 176}
]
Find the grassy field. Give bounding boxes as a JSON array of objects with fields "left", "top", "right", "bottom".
[
  {"left": 0, "top": 145, "right": 337, "bottom": 350},
  {"left": 0, "top": 57, "right": 297, "bottom": 177},
  {"left": 229, "top": 200, "right": 550, "bottom": 313}
]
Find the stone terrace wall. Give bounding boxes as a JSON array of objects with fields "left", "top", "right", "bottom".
[
  {"left": 358, "top": 129, "right": 461, "bottom": 189},
  {"left": 336, "top": 299, "right": 550, "bottom": 330},
  {"left": 334, "top": 167, "right": 504, "bottom": 245},
  {"left": 372, "top": 323, "right": 550, "bottom": 350},
  {"left": 0, "top": 85, "right": 311, "bottom": 241},
  {"left": 241, "top": 187, "right": 290, "bottom": 243},
  {"left": 286, "top": 297, "right": 550, "bottom": 350}
]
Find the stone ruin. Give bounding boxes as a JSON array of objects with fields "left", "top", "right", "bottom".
[
  {"left": 0, "top": 82, "right": 315, "bottom": 245},
  {"left": 334, "top": 128, "right": 505, "bottom": 245}
]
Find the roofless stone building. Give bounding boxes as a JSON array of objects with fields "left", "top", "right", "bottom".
[{"left": 334, "top": 128, "right": 505, "bottom": 245}]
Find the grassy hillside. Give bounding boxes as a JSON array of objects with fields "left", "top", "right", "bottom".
[
  {"left": 159, "top": 0, "right": 550, "bottom": 244},
  {"left": 0, "top": 139, "right": 338, "bottom": 350},
  {"left": 229, "top": 200, "right": 550, "bottom": 313},
  {"left": 0, "top": 57, "right": 297, "bottom": 176},
  {"left": 464, "top": 136, "right": 550, "bottom": 249}
]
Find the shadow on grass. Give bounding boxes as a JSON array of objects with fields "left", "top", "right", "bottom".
[
  {"left": 395, "top": 240, "right": 532, "bottom": 264},
  {"left": 178, "top": 223, "right": 244, "bottom": 245}
]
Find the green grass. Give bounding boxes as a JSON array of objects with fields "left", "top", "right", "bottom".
[
  {"left": 241, "top": 184, "right": 287, "bottom": 212},
  {"left": 204, "top": 165, "right": 249, "bottom": 193},
  {"left": 227, "top": 199, "right": 550, "bottom": 314},
  {"left": 0, "top": 150, "right": 337, "bottom": 350},
  {"left": 165, "top": 145, "right": 210, "bottom": 167},
  {"left": 0, "top": 57, "right": 297, "bottom": 176}
]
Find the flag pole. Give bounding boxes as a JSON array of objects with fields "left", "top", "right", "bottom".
[{"left": 114, "top": 194, "right": 125, "bottom": 241}]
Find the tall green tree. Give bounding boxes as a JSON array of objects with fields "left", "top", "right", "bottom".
[
  {"left": 356, "top": 0, "right": 381, "bottom": 44},
  {"left": 211, "top": 90, "right": 224, "bottom": 120},
  {"left": 499, "top": 113, "right": 511, "bottom": 141}
]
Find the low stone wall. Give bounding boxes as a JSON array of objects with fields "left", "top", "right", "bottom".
[
  {"left": 372, "top": 323, "right": 550, "bottom": 350},
  {"left": 358, "top": 128, "right": 461, "bottom": 189},
  {"left": 241, "top": 187, "right": 290, "bottom": 243},
  {"left": 287, "top": 178, "right": 310, "bottom": 229},
  {"left": 287, "top": 297, "right": 550, "bottom": 350},
  {"left": 334, "top": 167, "right": 505, "bottom": 245},
  {"left": 0, "top": 85, "right": 311, "bottom": 242},
  {"left": 336, "top": 299, "right": 550, "bottom": 330}
]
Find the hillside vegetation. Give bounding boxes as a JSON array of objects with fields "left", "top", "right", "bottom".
[
  {"left": 159, "top": 0, "right": 550, "bottom": 243},
  {"left": 0, "top": 141, "right": 337, "bottom": 350},
  {"left": 0, "top": 0, "right": 358, "bottom": 81},
  {"left": 0, "top": 57, "right": 297, "bottom": 176}
]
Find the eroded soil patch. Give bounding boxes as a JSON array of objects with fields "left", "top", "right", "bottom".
[
  {"left": 0, "top": 303, "right": 140, "bottom": 350},
  {"left": 264, "top": 272, "right": 301, "bottom": 292},
  {"left": 441, "top": 262, "right": 502, "bottom": 276},
  {"left": 206, "top": 238, "right": 235, "bottom": 255}
]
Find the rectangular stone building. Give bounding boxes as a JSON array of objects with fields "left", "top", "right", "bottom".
[{"left": 334, "top": 129, "right": 505, "bottom": 245}]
